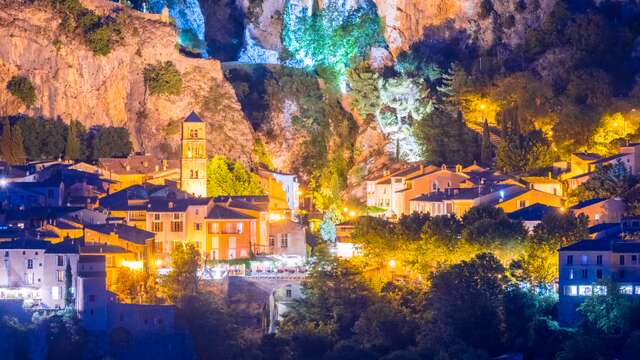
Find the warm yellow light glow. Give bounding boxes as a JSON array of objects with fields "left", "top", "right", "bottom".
[
  {"left": 560, "top": 207, "right": 565, "bottom": 212},
  {"left": 349, "top": 210, "right": 356, "bottom": 218},
  {"left": 343, "top": 207, "right": 349, "bottom": 213},
  {"left": 297, "top": 190, "right": 303, "bottom": 196},
  {"left": 122, "top": 260, "right": 143, "bottom": 271},
  {"left": 479, "top": 103, "right": 486, "bottom": 110},
  {"left": 388, "top": 259, "right": 396, "bottom": 268},
  {"left": 268, "top": 213, "right": 283, "bottom": 222},
  {"left": 155, "top": 259, "right": 163, "bottom": 267}
]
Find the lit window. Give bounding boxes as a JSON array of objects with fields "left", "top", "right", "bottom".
[
  {"left": 240, "top": 249, "right": 247, "bottom": 258},
  {"left": 194, "top": 223, "right": 202, "bottom": 231},
  {"left": 280, "top": 234, "right": 289, "bottom": 248},
  {"left": 594, "top": 286, "right": 607, "bottom": 295},
  {"left": 564, "top": 285, "right": 578, "bottom": 296},
  {"left": 580, "top": 255, "right": 588, "bottom": 265},
  {"left": 635, "top": 286, "right": 640, "bottom": 295},
  {"left": 57, "top": 270, "right": 64, "bottom": 282},
  {"left": 236, "top": 223, "right": 243, "bottom": 234},
  {"left": 52, "top": 286, "right": 60, "bottom": 300},
  {"left": 569, "top": 268, "right": 575, "bottom": 279},
  {"left": 578, "top": 285, "right": 592, "bottom": 296},
  {"left": 620, "top": 285, "right": 633, "bottom": 295},
  {"left": 209, "top": 223, "right": 219, "bottom": 234},
  {"left": 26, "top": 273, "right": 34, "bottom": 285},
  {"left": 171, "top": 214, "right": 183, "bottom": 232},
  {"left": 152, "top": 216, "right": 163, "bottom": 232}
]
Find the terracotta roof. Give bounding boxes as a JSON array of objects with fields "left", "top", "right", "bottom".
[
  {"left": 591, "top": 153, "right": 628, "bottom": 165},
  {"left": 521, "top": 176, "right": 562, "bottom": 184},
  {"left": 81, "top": 244, "right": 131, "bottom": 254},
  {"left": 84, "top": 223, "right": 155, "bottom": 245},
  {"left": 207, "top": 205, "right": 255, "bottom": 220},
  {"left": 0, "top": 238, "right": 50, "bottom": 249},
  {"left": 98, "top": 155, "right": 179, "bottom": 175}
]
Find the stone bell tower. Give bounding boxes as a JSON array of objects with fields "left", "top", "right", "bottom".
[{"left": 180, "top": 111, "right": 207, "bottom": 197}]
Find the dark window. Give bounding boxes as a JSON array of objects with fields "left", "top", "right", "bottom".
[
  {"left": 620, "top": 270, "right": 625, "bottom": 279},
  {"left": 4, "top": 251, "right": 8, "bottom": 257},
  {"left": 120, "top": 314, "right": 124, "bottom": 321},
  {"left": 596, "top": 269, "right": 603, "bottom": 279},
  {"left": 286, "top": 289, "right": 292, "bottom": 298},
  {"left": 632, "top": 255, "right": 638, "bottom": 264},
  {"left": 57, "top": 256, "right": 63, "bottom": 266},
  {"left": 581, "top": 269, "right": 588, "bottom": 279},
  {"left": 27, "top": 259, "right": 33, "bottom": 269},
  {"left": 620, "top": 255, "right": 625, "bottom": 265},
  {"left": 566, "top": 255, "right": 573, "bottom": 265},
  {"left": 90, "top": 309, "right": 94, "bottom": 316},
  {"left": 89, "top": 295, "right": 95, "bottom": 302},
  {"left": 596, "top": 255, "right": 602, "bottom": 265}
]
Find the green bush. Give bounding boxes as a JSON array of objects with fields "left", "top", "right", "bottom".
[
  {"left": 6, "top": 75, "right": 36, "bottom": 108},
  {"left": 144, "top": 61, "right": 183, "bottom": 96}
]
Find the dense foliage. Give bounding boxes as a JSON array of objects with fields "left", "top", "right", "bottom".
[
  {"left": 143, "top": 61, "right": 183, "bottom": 96},
  {"left": 52, "top": 0, "right": 123, "bottom": 56},
  {"left": 6, "top": 75, "right": 36, "bottom": 108},
  {"left": 281, "top": 0, "right": 384, "bottom": 90},
  {"left": 206, "top": 155, "right": 265, "bottom": 197},
  {"left": 2, "top": 115, "right": 132, "bottom": 161}
]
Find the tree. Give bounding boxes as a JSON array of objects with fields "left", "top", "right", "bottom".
[
  {"left": 90, "top": 126, "right": 132, "bottom": 159},
  {"left": 421, "top": 253, "right": 508, "bottom": 355},
  {"left": 347, "top": 62, "right": 381, "bottom": 117},
  {"left": 143, "top": 61, "right": 183, "bottom": 96},
  {"left": 206, "top": 156, "right": 265, "bottom": 197},
  {"left": 11, "top": 125, "right": 26, "bottom": 165},
  {"left": 569, "top": 162, "right": 637, "bottom": 204},
  {"left": 1, "top": 119, "right": 15, "bottom": 164},
  {"left": 64, "top": 259, "right": 73, "bottom": 308},
  {"left": 162, "top": 243, "right": 200, "bottom": 305},
  {"left": 579, "top": 280, "right": 637, "bottom": 335},
  {"left": 481, "top": 118, "right": 493, "bottom": 165},
  {"left": 64, "top": 120, "right": 81, "bottom": 161},
  {"left": 496, "top": 130, "right": 553, "bottom": 174},
  {"left": 6, "top": 75, "right": 36, "bottom": 108},
  {"left": 319, "top": 210, "right": 340, "bottom": 242},
  {"left": 414, "top": 109, "right": 478, "bottom": 165}
]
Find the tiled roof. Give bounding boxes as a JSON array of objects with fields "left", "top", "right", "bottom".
[
  {"left": 98, "top": 155, "right": 179, "bottom": 175},
  {"left": 573, "top": 152, "right": 602, "bottom": 161},
  {"left": 81, "top": 244, "right": 131, "bottom": 254},
  {"left": 570, "top": 198, "right": 608, "bottom": 210},
  {"left": 591, "top": 153, "right": 628, "bottom": 165},
  {"left": 560, "top": 240, "right": 640, "bottom": 253},
  {"left": 411, "top": 184, "right": 515, "bottom": 202},
  {"left": 0, "top": 238, "right": 50, "bottom": 249},
  {"left": 207, "top": 205, "right": 255, "bottom": 220},
  {"left": 84, "top": 223, "right": 154, "bottom": 245},
  {"left": 588, "top": 223, "right": 620, "bottom": 234},
  {"left": 184, "top": 111, "right": 204, "bottom": 123},
  {"left": 521, "top": 176, "right": 562, "bottom": 184},
  {"left": 45, "top": 239, "right": 80, "bottom": 254},
  {"left": 508, "top": 204, "right": 559, "bottom": 221}
]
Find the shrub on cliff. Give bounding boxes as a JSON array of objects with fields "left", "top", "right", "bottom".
[
  {"left": 144, "top": 61, "right": 183, "bottom": 96},
  {"left": 6, "top": 75, "right": 36, "bottom": 108}
]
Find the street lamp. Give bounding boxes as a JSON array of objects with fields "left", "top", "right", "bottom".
[{"left": 388, "top": 259, "right": 396, "bottom": 282}]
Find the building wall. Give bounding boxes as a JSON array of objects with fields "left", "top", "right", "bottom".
[
  {"left": 399, "top": 171, "right": 468, "bottom": 216},
  {"left": 41, "top": 253, "right": 79, "bottom": 309},
  {"left": 205, "top": 219, "right": 254, "bottom": 260},
  {"left": 267, "top": 220, "right": 306, "bottom": 258},
  {"left": 107, "top": 303, "right": 176, "bottom": 337},
  {"left": 497, "top": 190, "right": 563, "bottom": 213},
  {"left": 76, "top": 258, "right": 108, "bottom": 331},
  {"left": 0, "top": 248, "right": 46, "bottom": 293},
  {"left": 572, "top": 198, "right": 625, "bottom": 227}
]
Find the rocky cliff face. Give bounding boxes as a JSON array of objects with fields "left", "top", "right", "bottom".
[{"left": 0, "top": 0, "right": 254, "bottom": 163}]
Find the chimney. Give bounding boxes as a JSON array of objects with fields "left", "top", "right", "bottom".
[
  {"left": 420, "top": 164, "right": 424, "bottom": 173},
  {"left": 163, "top": 160, "right": 168, "bottom": 171}
]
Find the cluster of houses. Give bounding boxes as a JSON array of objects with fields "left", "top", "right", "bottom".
[
  {"left": 363, "top": 142, "right": 640, "bottom": 326},
  {"left": 0, "top": 112, "right": 306, "bottom": 335}
]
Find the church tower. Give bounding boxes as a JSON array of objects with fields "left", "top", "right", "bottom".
[{"left": 180, "top": 112, "right": 207, "bottom": 197}]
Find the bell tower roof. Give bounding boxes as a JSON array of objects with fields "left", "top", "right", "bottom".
[{"left": 185, "top": 111, "right": 204, "bottom": 123}]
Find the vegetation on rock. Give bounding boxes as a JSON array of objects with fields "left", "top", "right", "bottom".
[
  {"left": 143, "top": 61, "right": 183, "bottom": 96},
  {"left": 6, "top": 75, "right": 36, "bottom": 108}
]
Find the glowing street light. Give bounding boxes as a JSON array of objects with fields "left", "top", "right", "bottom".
[
  {"left": 388, "top": 259, "right": 396, "bottom": 269},
  {"left": 0, "top": 178, "right": 7, "bottom": 188},
  {"left": 349, "top": 210, "right": 356, "bottom": 218},
  {"left": 343, "top": 207, "right": 348, "bottom": 213}
]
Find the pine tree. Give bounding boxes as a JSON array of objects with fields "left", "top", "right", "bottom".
[
  {"left": 481, "top": 118, "right": 493, "bottom": 165},
  {"left": 64, "top": 120, "right": 81, "bottom": 161},
  {"left": 0, "top": 118, "right": 15, "bottom": 164},
  {"left": 64, "top": 258, "right": 73, "bottom": 308},
  {"left": 11, "top": 125, "right": 26, "bottom": 165}
]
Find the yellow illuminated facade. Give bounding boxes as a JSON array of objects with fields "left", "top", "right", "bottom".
[{"left": 181, "top": 112, "right": 208, "bottom": 198}]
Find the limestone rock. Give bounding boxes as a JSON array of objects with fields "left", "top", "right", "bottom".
[{"left": 0, "top": 0, "right": 254, "bottom": 163}]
